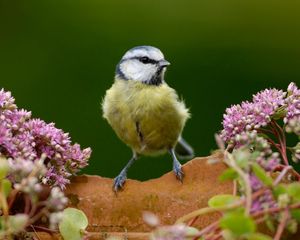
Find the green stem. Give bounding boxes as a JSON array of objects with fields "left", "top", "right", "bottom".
[
  {"left": 0, "top": 185, "right": 9, "bottom": 217},
  {"left": 176, "top": 204, "right": 241, "bottom": 224},
  {"left": 225, "top": 152, "right": 252, "bottom": 215}
]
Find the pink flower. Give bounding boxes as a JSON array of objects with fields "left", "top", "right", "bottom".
[
  {"left": 0, "top": 88, "right": 91, "bottom": 189},
  {"left": 285, "top": 82, "right": 300, "bottom": 135},
  {"left": 221, "top": 88, "right": 286, "bottom": 143}
]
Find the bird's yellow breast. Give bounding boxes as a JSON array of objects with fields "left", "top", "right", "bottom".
[{"left": 102, "top": 79, "right": 190, "bottom": 155}]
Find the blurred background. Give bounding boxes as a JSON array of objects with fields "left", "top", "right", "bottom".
[{"left": 1, "top": 0, "right": 300, "bottom": 180}]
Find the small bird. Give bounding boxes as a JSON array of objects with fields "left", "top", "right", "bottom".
[{"left": 102, "top": 46, "right": 194, "bottom": 191}]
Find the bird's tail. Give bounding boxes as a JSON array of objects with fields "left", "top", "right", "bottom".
[{"left": 175, "top": 137, "right": 194, "bottom": 159}]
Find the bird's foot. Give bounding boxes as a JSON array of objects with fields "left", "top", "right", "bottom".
[
  {"left": 173, "top": 161, "right": 184, "bottom": 182},
  {"left": 113, "top": 172, "right": 127, "bottom": 192}
]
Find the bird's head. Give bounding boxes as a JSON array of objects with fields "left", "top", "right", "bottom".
[{"left": 115, "top": 46, "right": 170, "bottom": 86}]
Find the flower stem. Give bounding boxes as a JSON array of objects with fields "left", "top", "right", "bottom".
[
  {"left": 29, "top": 225, "right": 58, "bottom": 234},
  {"left": 274, "top": 208, "right": 289, "bottom": 240},
  {"left": 8, "top": 189, "right": 19, "bottom": 209},
  {"left": 176, "top": 205, "right": 237, "bottom": 224},
  {"left": 193, "top": 221, "right": 219, "bottom": 238},
  {"left": 271, "top": 120, "right": 289, "bottom": 165},
  {"left": 225, "top": 152, "right": 252, "bottom": 215},
  {"left": 273, "top": 166, "right": 292, "bottom": 185}
]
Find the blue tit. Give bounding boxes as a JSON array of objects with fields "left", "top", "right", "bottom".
[{"left": 102, "top": 46, "right": 194, "bottom": 191}]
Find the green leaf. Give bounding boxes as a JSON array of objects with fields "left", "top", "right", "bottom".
[
  {"left": 8, "top": 214, "right": 28, "bottom": 233},
  {"left": 219, "top": 168, "right": 238, "bottom": 181},
  {"left": 220, "top": 212, "right": 256, "bottom": 236},
  {"left": 59, "top": 208, "right": 88, "bottom": 240},
  {"left": 287, "top": 183, "right": 300, "bottom": 202},
  {"left": 1, "top": 179, "right": 11, "bottom": 198},
  {"left": 0, "top": 157, "right": 9, "bottom": 179},
  {"left": 273, "top": 184, "right": 287, "bottom": 198},
  {"left": 246, "top": 233, "right": 272, "bottom": 240},
  {"left": 252, "top": 163, "right": 273, "bottom": 186},
  {"left": 208, "top": 194, "right": 240, "bottom": 208},
  {"left": 291, "top": 209, "right": 300, "bottom": 223}
]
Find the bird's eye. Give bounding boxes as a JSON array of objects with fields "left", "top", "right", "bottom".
[{"left": 139, "top": 57, "right": 151, "bottom": 64}]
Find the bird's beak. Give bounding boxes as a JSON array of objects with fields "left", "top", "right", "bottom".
[{"left": 158, "top": 59, "right": 170, "bottom": 68}]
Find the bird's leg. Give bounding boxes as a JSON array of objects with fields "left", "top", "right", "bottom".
[
  {"left": 114, "top": 152, "right": 138, "bottom": 192},
  {"left": 169, "top": 148, "right": 184, "bottom": 182}
]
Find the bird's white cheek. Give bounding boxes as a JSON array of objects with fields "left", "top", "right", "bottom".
[
  {"left": 120, "top": 62, "right": 140, "bottom": 81},
  {"left": 139, "top": 65, "right": 157, "bottom": 82},
  {"left": 120, "top": 62, "right": 156, "bottom": 82}
]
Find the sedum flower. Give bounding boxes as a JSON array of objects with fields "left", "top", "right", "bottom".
[
  {"left": 221, "top": 88, "right": 286, "bottom": 143},
  {"left": 291, "top": 142, "right": 300, "bottom": 163},
  {"left": 47, "top": 187, "right": 68, "bottom": 211},
  {"left": 0, "top": 89, "right": 16, "bottom": 110},
  {"left": 285, "top": 82, "right": 300, "bottom": 119},
  {"left": 0, "top": 88, "right": 91, "bottom": 188},
  {"left": 284, "top": 82, "right": 300, "bottom": 136},
  {"left": 249, "top": 174, "right": 277, "bottom": 213},
  {"left": 49, "top": 212, "right": 63, "bottom": 230},
  {"left": 8, "top": 156, "right": 47, "bottom": 182},
  {"left": 14, "top": 177, "right": 43, "bottom": 194},
  {"left": 234, "top": 131, "right": 280, "bottom": 171}
]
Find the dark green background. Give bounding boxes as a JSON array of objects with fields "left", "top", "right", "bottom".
[{"left": 1, "top": 0, "right": 299, "bottom": 180}]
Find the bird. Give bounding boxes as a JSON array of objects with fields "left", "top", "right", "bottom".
[{"left": 102, "top": 46, "right": 194, "bottom": 191}]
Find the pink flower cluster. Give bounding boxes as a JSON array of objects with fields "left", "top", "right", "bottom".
[
  {"left": 221, "top": 88, "right": 286, "bottom": 143},
  {"left": 249, "top": 174, "right": 277, "bottom": 213},
  {"left": 285, "top": 82, "right": 300, "bottom": 135},
  {"left": 221, "top": 82, "right": 300, "bottom": 144},
  {"left": 234, "top": 131, "right": 280, "bottom": 171},
  {"left": 0, "top": 89, "right": 91, "bottom": 188}
]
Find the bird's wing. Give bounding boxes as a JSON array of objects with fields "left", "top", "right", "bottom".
[{"left": 175, "top": 137, "right": 194, "bottom": 159}]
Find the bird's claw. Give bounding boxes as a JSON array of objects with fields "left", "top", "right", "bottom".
[
  {"left": 173, "top": 161, "right": 184, "bottom": 182},
  {"left": 113, "top": 173, "right": 127, "bottom": 192}
]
